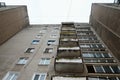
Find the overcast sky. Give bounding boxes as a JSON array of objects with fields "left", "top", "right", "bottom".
[{"left": 0, "top": 0, "right": 113, "bottom": 24}]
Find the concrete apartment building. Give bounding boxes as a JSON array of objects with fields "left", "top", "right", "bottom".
[{"left": 0, "top": 2, "right": 120, "bottom": 80}]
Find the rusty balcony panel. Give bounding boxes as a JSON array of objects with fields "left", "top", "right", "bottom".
[
  {"left": 54, "top": 58, "right": 84, "bottom": 73},
  {"left": 60, "top": 30, "right": 76, "bottom": 35},
  {"left": 59, "top": 41, "right": 79, "bottom": 47},
  {"left": 57, "top": 49, "right": 81, "bottom": 58},
  {"left": 60, "top": 34, "right": 77, "bottom": 39}
]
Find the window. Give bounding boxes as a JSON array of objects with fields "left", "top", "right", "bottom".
[
  {"left": 84, "top": 59, "right": 116, "bottom": 63},
  {"left": 88, "top": 77, "right": 120, "bottom": 80},
  {"left": 2, "top": 71, "right": 19, "bottom": 80},
  {"left": 88, "top": 65, "right": 120, "bottom": 74},
  {"left": 111, "top": 66, "right": 120, "bottom": 74},
  {"left": 47, "top": 40, "right": 56, "bottom": 45},
  {"left": 25, "top": 48, "right": 35, "bottom": 53},
  {"left": 82, "top": 52, "right": 112, "bottom": 58},
  {"left": 17, "top": 57, "right": 28, "bottom": 64},
  {"left": 39, "top": 58, "right": 50, "bottom": 65},
  {"left": 44, "top": 48, "right": 53, "bottom": 53},
  {"left": 80, "top": 44, "right": 90, "bottom": 48},
  {"left": 94, "top": 65, "right": 104, "bottom": 73},
  {"left": 87, "top": 65, "right": 95, "bottom": 73},
  {"left": 103, "top": 66, "right": 113, "bottom": 73},
  {"left": 32, "top": 40, "right": 40, "bottom": 45},
  {"left": 32, "top": 73, "right": 47, "bottom": 80}
]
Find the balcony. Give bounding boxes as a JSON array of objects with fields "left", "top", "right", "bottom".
[
  {"left": 62, "top": 22, "right": 75, "bottom": 30},
  {"left": 59, "top": 41, "right": 79, "bottom": 47},
  {"left": 78, "top": 36, "right": 99, "bottom": 43},
  {"left": 60, "top": 34, "right": 77, "bottom": 39},
  {"left": 79, "top": 44, "right": 106, "bottom": 51},
  {"left": 52, "top": 76, "right": 86, "bottom": 80},
  {"left": 61, "top": 30, "right": 76, "bottom": 35},
  {"left": 54, "top": 57, "right": 84, "bottom": 73},
  {"left": 57, "top": 47, "right": 81, "bottom": 58},
  {"left": 77, "top": 31, "right": 94, "bottom": 36}
]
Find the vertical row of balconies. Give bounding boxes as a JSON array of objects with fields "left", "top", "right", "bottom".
[
  {"left": 76, "top": 24, "right": 120, "bottom": 79},
  {"left": 54, "top": 22, "right": 84, "bottom": 73}
]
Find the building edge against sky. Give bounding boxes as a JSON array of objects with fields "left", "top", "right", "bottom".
[{"left": 0, "top": 2, "right": 120, "bottom": 80}]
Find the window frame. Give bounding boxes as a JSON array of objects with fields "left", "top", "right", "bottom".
[
  {"left": 32, "top": 73, "right": 47, "bottom": 80},
  {"left": 17, "top": 57, "right": 28, "bottom": 65},
  {"left": 2, "top": 71, "right": 19, "bottom": 80},
  {"left": 39, "top": 58, "right": 50, "bottom": 65}
]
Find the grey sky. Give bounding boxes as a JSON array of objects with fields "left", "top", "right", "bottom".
[{"left": 0, "top": 0, "right": 113, "bottom": 24}]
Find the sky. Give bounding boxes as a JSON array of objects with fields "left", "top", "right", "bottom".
[{"left": 0, "top": 0, "right": 113, "bottom": 24}]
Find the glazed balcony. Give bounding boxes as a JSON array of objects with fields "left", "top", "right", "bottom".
[
  {"left": 79, "top": 44, "right": 106, "bottom": 51},
  {"left": 78, "top": 35, "right": 99, "bottom": 43},
  {"left": 77, "top": 31, "right": 94, "bottom": 36},
  {"left": 54, "top": 57, "right": 84, "bottom": 73}
]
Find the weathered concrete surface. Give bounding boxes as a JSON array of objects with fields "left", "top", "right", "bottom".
[
  {"left": 90, "top": 3, "right": 120, "bottom": 61},
  {"left": 0, "top": 6, "right": 29, "bottom": 45}
]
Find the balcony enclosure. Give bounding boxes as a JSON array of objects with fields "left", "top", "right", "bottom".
[
  {"left": 60, "top": 34, "right": 77, "bottom": 39},
  {"left": 78, "top": 35, "right": 99, "bottom": 43},
  {"left": 60, "top": 30, "right": 76, "bottom": 35},
  {"left": 57, "top": 47, "right": 81, "bottom": 58},
  {"left": 52, "top": 76, "right": 86, "bottom": 80},
  {"left": 77, "top": 31, "right": 94, "bottom": 36},
  {"left": 54, "top": 58, "right": 84, "bottom": 73},
  {"left": 59, "top": 41, "right": 79, "bottom": 47}
]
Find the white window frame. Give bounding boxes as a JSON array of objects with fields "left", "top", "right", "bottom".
[
  {"left": 17, "top": 57, "right": 28, "bottom": 64},
  {"left": 2, "top": 71, "right": 19, "bottom": 80},
  {"left": 39, "top": 58, "right": 50, "bottom": 65},
  {"left": 32, "top": 73, "right": 47, "bottom": 80}
]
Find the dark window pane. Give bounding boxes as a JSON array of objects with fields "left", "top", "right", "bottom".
[
  {"left": 111, "top": 66, "right": 120, "bottom": 74},
  {"left": 88, "top": 77, "right": 98, "bottom": 80},
  {"left": 95, "top": 66, "right": 104, "bottom": 73},
  {"left": 34, "top": 75, "right": 39, "bottom": 80},
  {"left": 99, "top": 77, "right": 107, "bottom": 80},
  {"left": 99, "top": 59, "right": 106, "bottom": 63},
  {"left": 95, "top": 53, "right": 102, "bottom": 58},
  {"left": 108, "top": 77, "right": 117, "bottom": 80},
  {"left": 103, "top": 53, "right": 110, "bottom": 58},
  {"left": 103, "top": 66, "right": 112, "bottom": 73},
  {"left": 87, "top": 65, "right": 95, "bottom": 73}
]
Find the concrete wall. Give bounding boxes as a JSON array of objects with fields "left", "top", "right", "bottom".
[
  {"left": 0, "top": 6, "right": 29, "bottom": 45},
  {"left": 90, "top": 3, "right": 120, "bottom": 61}
]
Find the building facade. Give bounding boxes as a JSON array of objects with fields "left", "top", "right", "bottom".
[
  {"left": 90, "top": 3, "right": 120, "bottom": 61},
  {"left": 0, "top": 3, "right": 120, "bottom": 80}
]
